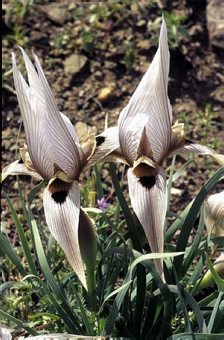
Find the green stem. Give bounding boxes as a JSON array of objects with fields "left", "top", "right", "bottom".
[{"left": 86, "top": 264, "right": 97, "bottom": 311}]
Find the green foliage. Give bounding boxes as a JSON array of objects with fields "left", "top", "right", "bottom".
[
  {"left": 1, "top": 164, "right": 224, "bottom": 337},
  {"left": 51, "top": 32, "right": 69, "bottom": 50},
  {"left": 148, "top": 11, "right": 188, "bottom": 49},
  {"left": 163, "top": 11, "right": 189, "bottom": 48},
  {"left": 5, "top": 0, "right": 33, "bottom": 47},
  {"left": 179, "top": 105, "right": 221, "bottom": 151},
  {"left": 77, "top": 30, "right": 99, "bottom": 55},
  {"left": 80, "top": 173, "right": 96, "bottom": 208},
  {"left": 123, "top": 42, "right": 136, "bottom": 71},
  {"left": 87, "top": 1, "right": 140, "bottom": 24},
  {"left": 194, "top": 105, "right": 221, "bottom": 150},
  {"left": 5, "top": 0, "right": 33, "bottom": 28},
  {"left": 89, "top": 3, "right": 112, "bottom": 23},
  {"left": 2, "top": 65, "right": 15, "bottom": 95}
]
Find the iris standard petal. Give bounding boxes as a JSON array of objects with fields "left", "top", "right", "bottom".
[
  {"left": 60, "top": 112, "right": 80, "bottom": 145},
  {"left": 127, "top": 167, "right": 167, "bottom": 277},
  {"left": 19, "top": 47, "right": 44, "bottom": 103},
  {"left": 12, "top": 53, "right": 54, "bottom": 179},
  {"left": 144, "top": 17, "right": 172, "bottom": 163},
  {"left": 118, "top": 18, "right": 171, "bottom": 164},
  {"left": 33, "top": 52, "right": 82, "bottom": 178},
  {"left": 20, "top": 49, "right": 78, "bottom": 147},
  {"left": 14, "top": 50, "right": 82, "bottom": 179},
  {"left": 119, "top": 113, "right": 149, "bottom": 164},
  {"left": 43, "top": 180, "right": 87, "bottom": 289},
  {"left": 60, "top": 112, "right": 84, "bottom": 164}
]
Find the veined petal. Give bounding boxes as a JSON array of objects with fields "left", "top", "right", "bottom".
[
  {"left": 96, "top": 126, "right": 120, "bottom": 155},
  {"left": 179, "top": 144, "right": 224, "bottom": 167},
  {"left": 60, "top": 112, "right": 81, "bottom": 146},
  {"left": 84, "top": 126, "right": 122, "bottom": 170},
  {"left": 20, "top": 48, "right": 80, "bottom": 149},
  {"left": 101, "top": 151, "right": 128, "bottom": 165},
  {"left": 43, "top": 180, "right": 86, "bottom": 289},
  {"left": 12, "top": 53, "right": 54, "bottom": 178},
  {"left": 174, "top": 142, "right": 223, "bottom": 164},
  {"left": 127, "top": 167, "right": 167, "bottom": 277},
  {"left": 119, "top": 18, "right": 171, "bottom": 164},
  {"left": 33, "top": 52, "right": 82, "bottom": 178},
  {"left": 13, "top": 50, "right": 82, "bottom": 179},
  {"left": 2, "top": 160, "right": 43, "bottom": 182},
  {"left": 60, "top": 112, "right": 84, "bottom": 163},
  {"left": 119, "top": 113, "right": 149, "bottom": 164},
  {"left": 168, "top": 122, "right": 185, "bottom": 154},
  {"left": 19, "top": 47, "right": 45, "bottom": 103}
]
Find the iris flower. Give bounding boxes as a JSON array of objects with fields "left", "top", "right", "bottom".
[
  {"left": 2, "top": 49, "right": 115, "bottom": 289},
  {"left": 100, "top": 18, "right": 222, "bottom": 277}
]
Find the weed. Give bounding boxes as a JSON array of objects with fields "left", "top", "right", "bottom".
[
  {"left": 148, "top": 11, "right": 188, "bottom": 49},
  {"left": 5, "top": 0, "right": 33, "bottom": 47},
  {"left": 123, "top": 41, "right": 136, "bottom": 71},
  {"left": 51, "top": 32, "right": 69, "bottom": 49},
  {"left": 180, "top": 105, "right": 221, "bottom": 149},
  {"left": 76, "top": 29, "right": 98, "bottom": 54}
]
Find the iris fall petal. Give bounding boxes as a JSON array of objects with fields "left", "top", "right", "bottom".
[
  {"left": 43, "top": 180, "right": 87, "bottom": 289},
  {"left": 127, "top": 167, "right": 167, "bottom": 277}
]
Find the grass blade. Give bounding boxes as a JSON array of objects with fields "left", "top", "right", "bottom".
[
  {"left": 166, "top": 155, "right": 176, "bottom": 216},
  {"left": 22, "top": 275, "right": 81, "bottom": 333},
  {"left": 109, "top": 162, "right": 142, "bottom": 252},
  {"left": 133, "top": 265, "right": 146, "bottom": 337},
  {"left": 104, "top": 252, "right": 183, "bottom": 335},
  {"left": 0, "top": 310, "right": 38, "bottom": 336},
  {"left": 165, "top": 202, "right": 192, "bottom": 242},
  {"left": 73, "top": 285, "right": 94, "bottom": 335},
  {"left": 183, "top": 290, "right": 207, "bottom": 333},
  {"left": 2, "top": 190, "right": 38, "bottom": 276},
  {"left": 205, "top": 253, "right": 224, "bottom": 292},
  {"left": 27, "top": 180, "right": 44, "bottom": 205},
  {"left": 182, "top": 207, "right": 205, "bottom": 276},
  {"left": 207, "top": 291, "right": 224, "bottom": 333},
  {"left": 0, "top": 230, "right": 27, "bottom": 277},
  {"left": 94, "top": 164, "right": 104, "bottom": 199}
]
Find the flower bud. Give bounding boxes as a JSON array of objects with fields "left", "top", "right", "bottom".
[
  {"left": 199, "top": 253, "right": 224, "bottom": 290},
  {"left": 78, "top": 209, "right": 97, "bottom": 293},
  {"left": 204, "top": 191, "right": 224, "bottom": 238}
]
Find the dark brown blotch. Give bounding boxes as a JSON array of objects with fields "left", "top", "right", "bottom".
[
  {"left": 52, "top": 191, "right": 68, "bottom": 204},
  {"left": 96, "top": 135, "right": 105, "bottom": 146},
  {"left": 49, "top": 178, "right": 71, "bottom": 204},
  {"left": 139, "top": 175, "right": 156, "bottom": 189}
]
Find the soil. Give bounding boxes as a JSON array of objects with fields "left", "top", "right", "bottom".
[{"left": 2, "top": 1, "right": 224, "bottom": 236}]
